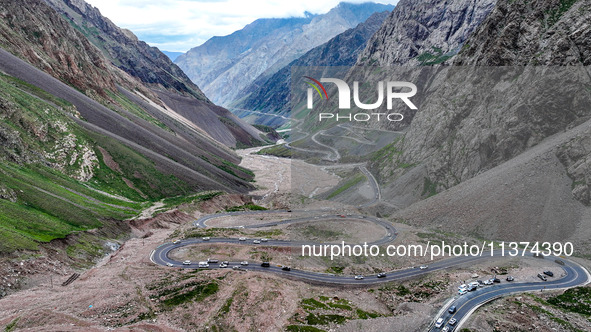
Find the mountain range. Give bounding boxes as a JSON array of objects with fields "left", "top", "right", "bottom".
[
  {"left": 234, "top": 10, "right": 391, "bottom": 127},
  {"left": 175, "top": 2, "right": 394, "bottom": 106}
]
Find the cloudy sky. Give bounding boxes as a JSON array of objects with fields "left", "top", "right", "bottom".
[{"left": 85, "top": 0, "right": 398, "bottom": 53}]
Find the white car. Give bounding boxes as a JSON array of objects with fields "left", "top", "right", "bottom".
[
  {"left": 253, "top": 240, "right": 261, "bottom": 244},
  {"left": 419, "top": 265, "right": 428, "bottom": 270},
  {"left": 166, "top": 262, "right": 173, "bottom": 267},
  {"left": 198, "top": 261, "right": 209, "bottom": 268},
  {"left": 442, "top": 326, "right": 450, "bottom": 332},
  {"left": 183, "top": 260, "right": 191, "bottom": 265},
  {"left": 458, "top": 284, "right": 467, "bottom": 290},
  {"left": 448, "top": 318, "right": 457, "bottom": 326},
  {"left": 240, "top": 261, "right": 249, "bottom": 266},
  {"left": 202, "top": 237, "right": 210, "bottom": 241},
  {"left": 238, "top": 237, "right": 246, "bottom": 241},
  {"left": 458, "top": 289, "right": 468, "bottom": 295},
  {"left": 173, "top": 240, "right": 180, "bottom": 244},
  {"left": 354, "top": 275, "right": 364, "bottom": 280},
  {"left": 435, "top": 318, "right": 444, "bottom": 328},
  {"left": 220, "top": 262, "right": 228, "bottom": 268},
  {"left": 261, "top": 238, "right": 268, "bottom": 242}
]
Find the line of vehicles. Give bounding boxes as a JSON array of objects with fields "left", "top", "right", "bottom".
[
  {"left": 456, "top": 275, "right": 514, "bottom": 295},
  {"left": 353, "top": 265, "right": 428, "bottom": 281},
  {"left": 237, "top": 237, "right": 268, "bottom": 243},
  {"left": 171, "top": 258, "right": 292, "bottom": 271},
  {"left": 175, "top": 237, "right": 271, "bottom": 243},
  {"left": 435, "top": 316, "right": 457, "bottom": 331}
]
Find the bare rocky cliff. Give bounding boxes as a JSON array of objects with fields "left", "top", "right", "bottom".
[
  {"left": 357, "top": 0, "right": 495, "bottom": 66},
  {"left": 43, "top": 0, "right": 209, "bottom": 101},
  {"left": 393, "top": 0, "right": 591, "bottom": 196},
  {"left": 453, "top": 0, "right": 591, "bottom": 66},
  {"left": 0, "top": 0, "right": 119, "bottom": 99}
]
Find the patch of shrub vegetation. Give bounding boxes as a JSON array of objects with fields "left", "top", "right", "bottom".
[
  {"left": 225, "top": 203, "right": 267, "bottom": 212},
  {"left": 159, "top": 281, "right": 218, "bottom": 309},
  {"left": 547, "top": 287, "right": 591, "bottom": 316}
]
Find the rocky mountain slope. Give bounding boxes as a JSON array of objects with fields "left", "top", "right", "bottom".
[
  {"left": 175, "top": 2, "right": 393, "bottom": 106},
  {"left": 391, "top": 0, "right": 591, "bottom": 195},
  {"left": 365, "top": 0, "right": 591, "bottom": 245},
  {"left": 41, "top": 0, "right": 265, "bottom": 148},
  {"left": 43, "top": 0, "right": 206, "bottom": 101},
  {"left": 234, "top": 10, "right": 391, "bottom": 127},
  {"left": 0, "top": 0, "right": 265, "bottom": 256},
  {"left": 356, "top": 0, "right": 495, "bottom": 66}
]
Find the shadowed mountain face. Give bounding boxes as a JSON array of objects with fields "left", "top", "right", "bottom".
[
  {"left": 378, "top": 0, "right": 591, "bottom": 197},
  {"left": 234, "top": 11, "right": 391, "bottom": 127},
  {"left": 175, "top": 2, "right": 394, "bottom": 106}
]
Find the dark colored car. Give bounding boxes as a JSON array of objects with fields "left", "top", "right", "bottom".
[
  {"left": 492, "top": 277, "right": 501, "bottom": 283},
  {"left": 377, "top": 273, "right": 386, "bottom": 278},
  {"left": 543, "top": 271, "right": 554, "bottom": 277},
  {"left": 448, "top": 305, "right": 457, "bottom": 314},
  {"left": 261, "top": 262, "right": 270, "bottom": 267},
  {"left": 506, "top": 276, "right": 514, "bottom": 282},
  {"left": 282, "top": 266, "right": 291, "bottom": 271}
]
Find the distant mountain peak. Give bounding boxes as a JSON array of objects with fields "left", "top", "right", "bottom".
[{"left": 175, "top": 1, "right": 393, "bottom": 106}]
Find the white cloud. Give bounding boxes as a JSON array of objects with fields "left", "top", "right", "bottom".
[{"left": 84, "top": 0, "right": 397, "bottom": 52}]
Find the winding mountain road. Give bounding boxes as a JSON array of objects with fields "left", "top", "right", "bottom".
[
  {"left": 427, "top": 257, "right": 590, "bottom": 331},
  {"left": 150, "top": 115, "right": 588, "bottom": 330},
  {"left": 151, "top": 210, "right": 590, "bottom": 330}
]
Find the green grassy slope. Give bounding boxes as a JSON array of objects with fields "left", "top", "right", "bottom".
[{"left": 0, "top": 73, "right": 203, "bottom": 253}]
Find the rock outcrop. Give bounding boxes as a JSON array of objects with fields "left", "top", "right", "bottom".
[
  {"left": 0, "top": 0, "right": 118, "bottom": 99},
  {"left": 43, "top": 0, "right": 209, "bottom": 101},
  {"left": 357, "top": 0, "right": 495, "bottom": 66}
]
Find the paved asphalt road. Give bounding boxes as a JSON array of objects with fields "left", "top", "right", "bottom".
[
  {"left": 152, "top": 210, "right": 590, "bottom": 330},
  {"left": 427, "top": 257, "right": 589, "bottom": 331}
]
